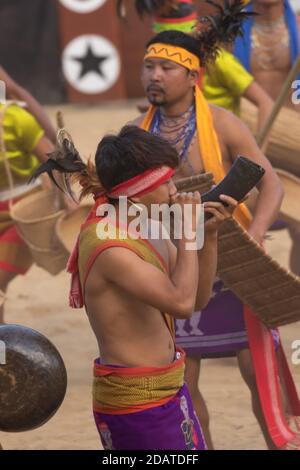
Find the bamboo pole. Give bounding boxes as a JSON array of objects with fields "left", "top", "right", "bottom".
[{"left": 56, "top": 110, "right": 65, "bottom": 130}]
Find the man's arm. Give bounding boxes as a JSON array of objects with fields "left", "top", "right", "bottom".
[
  {"left": 33, "top": 135, "right": 54, "bottom": 163},
  {"left": 0, "top": 66, "right": 56, "bottom": 143},
  {"left": 32, "top": 135, "right": 58, "bottom": 191},
  {"left": 243, "top": 81, "right": 274, "bottom": 133},
  {"left": 166, "top": 233, "right": 217, "bottom": 312},
  {"left": 210, "top": 49, "right": 273, "bottom": 132},
  {"left": 97, "top": 244, "right": 198, "bottom": 319},
  {"left": 97, "top": 192, "right": 202, "bottom": 319},
  {"left": 166, "top": 196, "right": 238, "bottom": 311},
  {"left": 215, "top": 108, "right": 284, "bottom": 243},
  {"left": 17, "top": 87, "right": 56, "bottom": 143}
]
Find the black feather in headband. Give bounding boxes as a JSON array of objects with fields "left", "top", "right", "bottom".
[
  {"left": 29, "top": 130, "right": 86, "bottom": 199},
  {"left": 198, "top": 0, "right": 257, "bottom": 44},
  {"left": 191, "top": 0, "right": 257, "bottom": 64}
]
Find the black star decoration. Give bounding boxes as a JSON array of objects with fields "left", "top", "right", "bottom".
[{"left": 72, "top": 44, "right": 110, "bottom": 80}]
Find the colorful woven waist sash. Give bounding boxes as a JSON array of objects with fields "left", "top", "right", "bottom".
[{"left": 93, "top": 347, "right": 185, "bottom": 415}]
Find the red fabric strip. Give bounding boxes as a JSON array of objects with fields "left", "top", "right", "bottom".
[
  {"left": 108, "top": 166, "right": 175, "bottom": 199},
  {"left": 244, "top": 306, "right": 300, "bottom": 448},
  {"left": 0, "top": 260, "right": 28, "bottom": 275},
  {"left": 94, "top": 347, "right": 185, "bottom": 377}
]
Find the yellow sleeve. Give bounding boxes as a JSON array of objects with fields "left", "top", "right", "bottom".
[
  {"left": 214, "top": 50, "right": 254, "bottom": 97},
  {"left": 12, "top": 105, "right": 45, "bottom": 153}
]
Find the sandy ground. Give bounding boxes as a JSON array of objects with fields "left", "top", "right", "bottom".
[{"left": 1, "top": 102, "right": 300, "bottom": 450}]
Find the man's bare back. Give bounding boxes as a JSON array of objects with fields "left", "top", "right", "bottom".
[{"left": 84, "top": 237, "right": 175, "bottom": 367}]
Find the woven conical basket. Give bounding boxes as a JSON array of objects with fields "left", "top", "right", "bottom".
[{"left": 10, "top": 189, "right": 69, "bottom": 275}]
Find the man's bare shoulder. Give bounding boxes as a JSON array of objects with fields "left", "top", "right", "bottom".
[
  {"left": 209, "top": 103, "right": 237, "bottom": 124},
  {"left": 127, "top": 113, "right": 146, "bottom": 127},
  {"left": 209, "top": 103, "right": 251, "bottom": 135},
  {"left": 94, "top": 245, "right": 139, "bottom": 270},
  {"left": 88, "top": 245, "right": 142, "bottom": 285}
]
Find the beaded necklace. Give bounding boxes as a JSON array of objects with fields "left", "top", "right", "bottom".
[
  {"left": 150, "top": 105, "right": 196, "bottom": 172},
  {"left": 252, "top": 17, "right": 289, "bottom": 71}
]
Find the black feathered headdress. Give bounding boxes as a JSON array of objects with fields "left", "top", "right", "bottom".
[
  {"left": 198, "top": 0, "right": 257, "bottom": 45},
  {"left": 29, "top": 130, "right": 86, "bottom": 200}
]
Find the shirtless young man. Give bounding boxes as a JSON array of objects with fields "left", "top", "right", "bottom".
[
  {"left": 35, "top": 124, "right": 237, "bottom": 450},
  {"left": 129, "top": 17, "right": 300, "bottom": 448}
]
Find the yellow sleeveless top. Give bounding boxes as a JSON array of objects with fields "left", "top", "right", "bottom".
[
  {"left": 203, "top": 49, "right": 253, "bottom": 115},
  {"left": 0, "top": 103, "right": 44, "bottom": 189}
]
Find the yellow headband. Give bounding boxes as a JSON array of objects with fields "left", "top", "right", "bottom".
[{"left": 144, "top": 43, "right": 201, "bottom": 71}]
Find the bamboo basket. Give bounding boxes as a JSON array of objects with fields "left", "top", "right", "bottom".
[
  {"left": 10, "top": 189, "right": 69, "bottom": 276},
  {"left": 175, "top": 173, "right": 300, "bottom": 327}
]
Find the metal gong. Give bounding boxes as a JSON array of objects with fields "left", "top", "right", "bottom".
[{"left": 0, "top": 324, "right": 67, "bottom": 432}]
